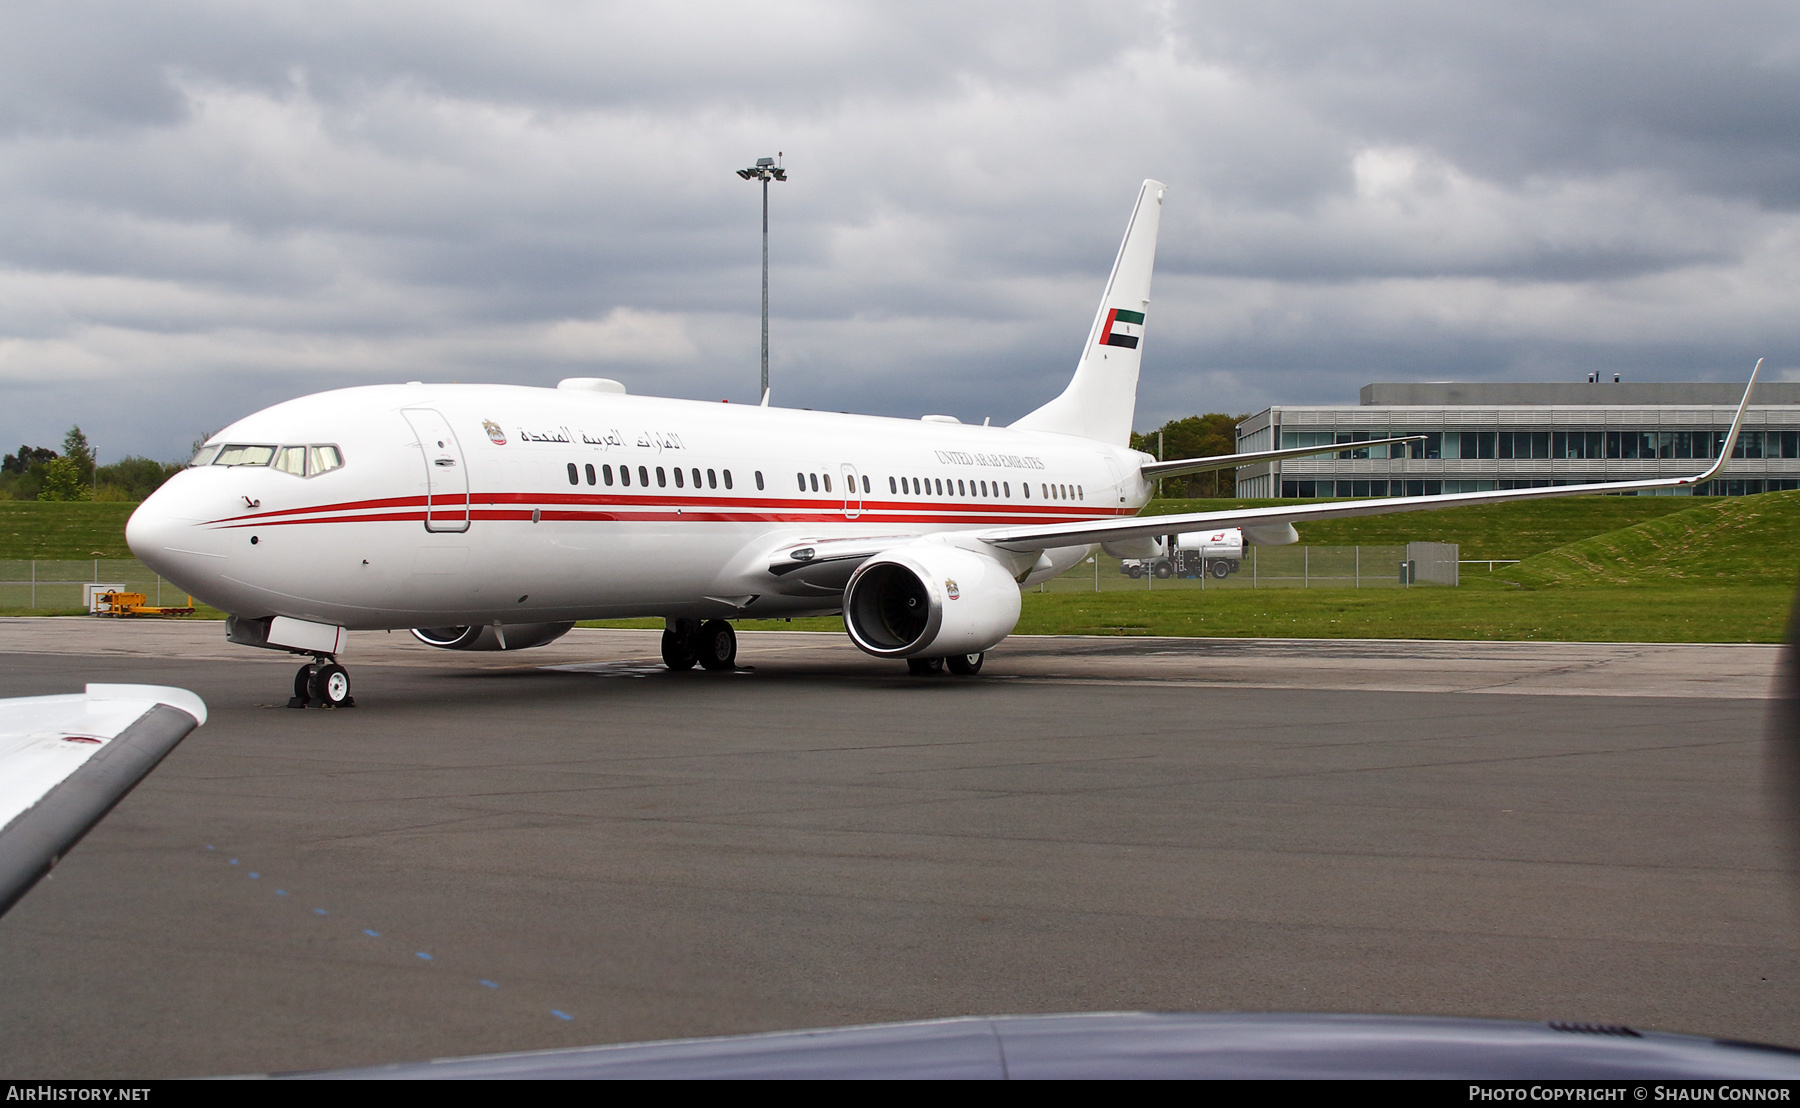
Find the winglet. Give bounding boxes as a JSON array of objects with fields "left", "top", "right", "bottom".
[{"left": 1684, "top": 358, "right": 1762, "bottom": 486}]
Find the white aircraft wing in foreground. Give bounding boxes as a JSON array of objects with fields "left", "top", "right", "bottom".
[{"left": 0, "top": 684, "right": 207, "bottom": 917}]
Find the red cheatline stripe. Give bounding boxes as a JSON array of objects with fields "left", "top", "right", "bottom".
[
  {"left": 205, "top": 490, "right": 1127, "bottom": 527},
  {"left": 224, "top": 508, "right": 1112, "bottom": 529}
]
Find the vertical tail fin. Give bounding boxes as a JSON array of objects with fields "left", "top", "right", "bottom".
[{"left": 1011, "top": 179, "right": 1165, "bottom": 445}]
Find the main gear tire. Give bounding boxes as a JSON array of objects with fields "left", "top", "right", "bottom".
[
  {"left": 697, "top": 620, "right": 737, "bottom": 671},
  {"left": 946, "top": 652, "right": 984, "bottom": 676},
  {"left": 661, "top": 629, "right": 698, "bottom": 670}
]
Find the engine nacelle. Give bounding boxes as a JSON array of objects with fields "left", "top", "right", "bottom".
[
  {"left": 410, "top": 622, "right": 576, "bottom": 651},
  {"left": 844, "top": 545, "right": 1021, "bottom": 659}
]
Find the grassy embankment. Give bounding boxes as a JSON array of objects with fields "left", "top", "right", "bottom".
[
  {"left": 592, "top": 492, "right": 1800, "bottom": 642},
  {"left": 1015, "top": 492, "right": 1800, "bottom": 642},
  {"left": 6, "top": 495, "right": 1796, "bottom": 641}
]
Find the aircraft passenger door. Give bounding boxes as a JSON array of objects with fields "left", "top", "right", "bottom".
[
  {"left": 402, "top": 408, "right": 470, "bottom": 533},
  {"left": 841, "top": 463, "right": 863, "bottom": 520}
]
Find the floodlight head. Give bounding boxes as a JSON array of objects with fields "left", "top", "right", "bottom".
[
  {"left": 736, "top": 168, "right": 754, "bottom": 180},
  {"left": 771, "top": 168, "right": 787, "bottom": 181},
  {"left": 756, "top": 157, "right": 774, "bottom": 167}
]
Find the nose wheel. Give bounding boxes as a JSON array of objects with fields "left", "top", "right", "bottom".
[{"left": 289, "top": 660, "right": 355, "bottom": 709}]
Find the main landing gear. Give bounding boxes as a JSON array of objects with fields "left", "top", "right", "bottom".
[
  {"left": 661, "top": 619, "right": 738, "bottom": 672},
  {"left": 289, "top": 658, "right": 354, "bottom": 709},
  {"left": 907, "top": 652, "right": 984, "bottom": 677}
]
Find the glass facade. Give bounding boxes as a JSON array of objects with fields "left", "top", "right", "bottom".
[{"left": 1238, "top": 393, "right": 1800, "bottom": 500}]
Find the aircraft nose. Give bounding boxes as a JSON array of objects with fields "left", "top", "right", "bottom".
[{"left": 126, "top": 479, "right": 222, "bottom": 584}]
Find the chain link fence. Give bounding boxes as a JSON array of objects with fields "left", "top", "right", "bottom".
[
  {"left": 0, "top": 559, "right": 195, "bottom": 611},
  {"left": 1037, "top": 544, "right": 1458, "bottom": 592}
]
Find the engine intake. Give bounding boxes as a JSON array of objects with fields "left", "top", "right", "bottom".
[
  {"left": 410, "top": 622, "right": 575, "bottom": 651},
  {"left": 844, "top": 545, "right": 1021, "bottom": 658}
]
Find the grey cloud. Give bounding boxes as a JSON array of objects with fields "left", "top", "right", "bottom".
[{"left": 1, "top": 1, "right": 1797, "bottom": 461}]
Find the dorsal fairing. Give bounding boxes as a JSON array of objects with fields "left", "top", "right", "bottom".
[{"left": 1010, "top": 179, "right": 1165, "bottom": 447}]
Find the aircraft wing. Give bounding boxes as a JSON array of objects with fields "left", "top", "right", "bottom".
[
  {"left": 0, "top": 684, "right": 207, "bottom": 918},
  {"left": 1140, "top": 436, "right": 1423, "bottom": 480},
  {"left": 984, "top": 361, "right": 1763, "bottom": 554}
]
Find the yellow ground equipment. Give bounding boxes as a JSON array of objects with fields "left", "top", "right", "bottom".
[{"left": 94, "top": 591, "right": 196, "bottom": 618}]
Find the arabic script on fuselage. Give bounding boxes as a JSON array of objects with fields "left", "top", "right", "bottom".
[{"left": 515, "top": 426, "right": 685, "bottom": 452}]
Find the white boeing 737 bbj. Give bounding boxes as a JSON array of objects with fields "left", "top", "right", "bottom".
[{"left": 127, "top": 181, "right": 1761, "bottom": 707}]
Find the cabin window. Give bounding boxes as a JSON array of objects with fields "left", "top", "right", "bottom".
[
  {"left": 213, "top": 444, "right": 277, "bottom": 467},
  {"left": 888, "top": 476, "right": 896, "bottom": 493},
  {"left": 585, "top": 464, "right": 596, "bottom": 486},
  {"left": 977, "top": 480, "right": 985, "bottom": 497},
  {"left": 707, "top": 469, "right": 717, "bottom": 489},
  {"left": 797, "top": 473, "right": 806, "bottom": 491},
  {"left": 673, "top": 467, "right": 684, "bottom": 488},
  {"left": 955, "top": 479, "right": 963, "bottom": 496},
  {"left": 824, "top": 474, "right": 832, "bottom": 493},
  {"left": 1004, "top": 482, "right": 1010, "bottom": 497},
  {"left": 656, "top": 467, "right": 666, "bottom": 487},
  {"left": 1078, "top": 485, "right": 1084, "bottom": 500},
  {"left": 692, "top": 467, "right": 702, "bottom": 488},
  {"left": 1022, "top": 483, "right": 1030, "bottom": 498},
  {"left": 567, "top": 463, "right": 578, "bottom": 485},
  {"left": 755, "top": 471, "right": 764, "bottom": 490},
  {"left": 638, "top": 466, "right": 649, "bottom": 486},
  {"left": 603, "top": 464, "right": 614, "bottom": 486},
  {"left": 620, "top": 465, "right": 631, "bottom": 486},
  {"left": 861, "top": 475, "right": 870, "bottom": 494},
  {"left": 723, "top": 470, "right": 733, "bottom": 490}
]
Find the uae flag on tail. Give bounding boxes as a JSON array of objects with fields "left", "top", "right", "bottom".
[{"left": 1100, "top": 307, "right": 1145, "bottom": 349}]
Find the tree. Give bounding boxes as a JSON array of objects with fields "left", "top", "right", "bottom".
[
  {"left": 62, "top": 426, "right": 95, "bottom": 486},
  {"left": 96, "top": 456, "right": 182, "bottom": 501},
  {"left": 1131, "top": 413, "right": 1248, "bottom": 498},
  {"left": 38, "top": 456, "right": 92, "bottom": 501},
  {"left": 2, "top": 445, "right": 57, "bottom": 475}
]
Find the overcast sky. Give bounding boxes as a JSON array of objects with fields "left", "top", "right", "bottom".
[{"left": 3, "top": 1, "right": 1798, "bottom": 461}]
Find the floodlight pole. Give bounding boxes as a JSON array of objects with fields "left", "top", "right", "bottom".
[
  {"left": 737, "top": 154, "right": 788, "bottom": 405},
  {"left": 761, "top": 175, "right": 769, "bottom": 403}
]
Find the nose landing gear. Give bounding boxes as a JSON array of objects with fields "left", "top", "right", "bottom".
[{"left": 289, "top": 659, "right": 355, "bottom": 709}]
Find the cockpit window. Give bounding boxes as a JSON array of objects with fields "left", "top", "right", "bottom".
[
  {"left": 213, "top": 444, "right": 276, "bottom": 467},
  {"left": 212, "top": 443, "right": 344, "bottom": 476},
  {"left": 307, "top": 446, "right": 343, "bottom": 475},
  {"left": 188, "top": 445, "right": 221, "bottom": 467}
]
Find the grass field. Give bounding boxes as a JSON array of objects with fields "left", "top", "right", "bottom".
[
  {"left": 0, "top": 502, "right": 137, "bottom": 558},
  {"left": 8, "top": 493, "right": 1797, "bottom": 642}
]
